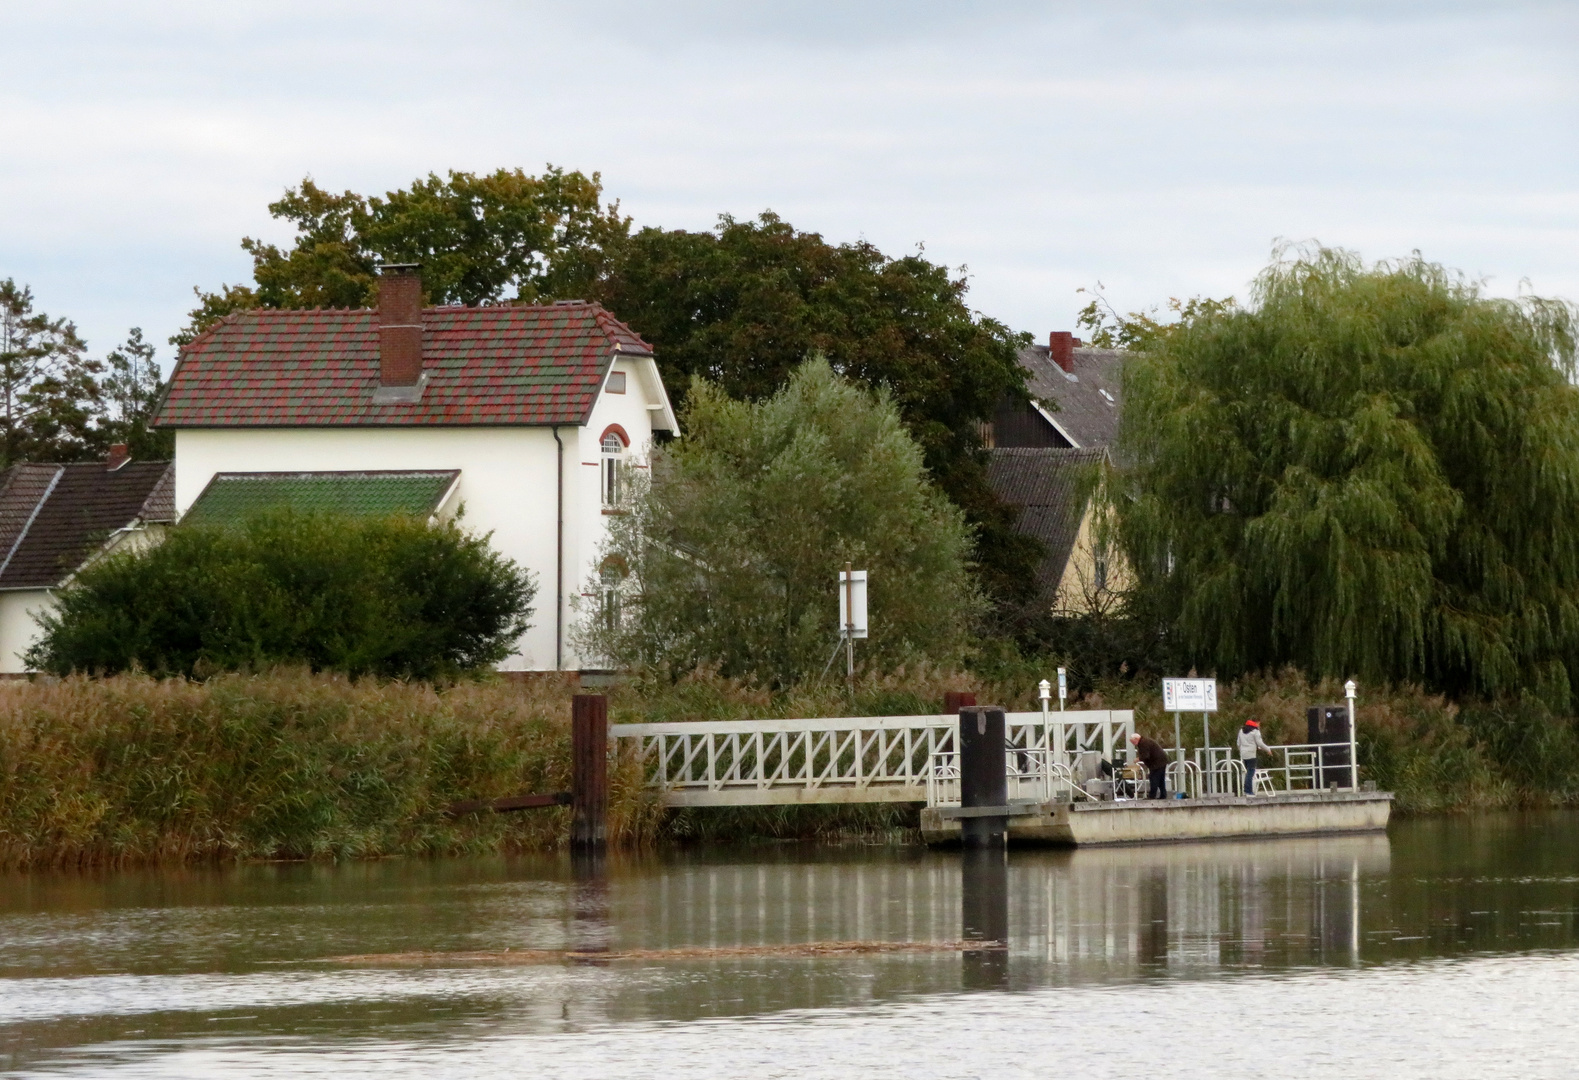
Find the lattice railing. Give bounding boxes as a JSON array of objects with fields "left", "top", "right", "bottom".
[{"left": 610, "top": 710, "right": 1134, "bottom": 808}]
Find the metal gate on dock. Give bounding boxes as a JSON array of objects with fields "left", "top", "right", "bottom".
[{"left": 610, "top": 711, "right": 1135, "bottom": 808}]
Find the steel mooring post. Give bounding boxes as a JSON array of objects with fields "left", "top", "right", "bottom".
[
  {"left": 958, "top": 705, "right": 1008, "bottom": 849},
  {"left": 571, "top": 694, "right": 609, "bottom": 852}
]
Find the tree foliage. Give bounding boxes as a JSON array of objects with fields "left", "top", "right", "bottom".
[
  {"left": 0, "top": 279, "right": 107, "bottom": 467},
  {"left": 1119, "top": 246, "right": 1579, "bottom": 705},
  {"left": 578, "top": 358, "right": 982, "bottom": 683},
  {"left": 29, "top": 512, "right": 535, "bottom": 681},
  {"left": 173, "top": 168, "right": 627, "bottom": 344},
  {"left": 593, "top": 212, "right": 1040, "bottom": 608},
  {"left": 100, "top": 328, "right": 172, "bottom": 460}
]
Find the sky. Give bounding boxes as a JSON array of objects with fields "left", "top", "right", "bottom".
[{"left": 3, "top": 0, "right": 1576, "bottom": 364}]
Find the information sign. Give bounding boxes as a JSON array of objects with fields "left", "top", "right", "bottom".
[{"left": 1162, "top": 677, "right": 1217, "bottom": 712}]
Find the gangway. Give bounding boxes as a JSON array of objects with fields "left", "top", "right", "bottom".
[{"left": 610, "top": 710, "right": 1135, "bottom": 808}]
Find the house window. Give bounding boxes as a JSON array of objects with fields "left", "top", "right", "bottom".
[
  {"left": 601, "top": 431, "right": 626, "bottom": 507},
  {"left": 606, "top": 370, "right": 627, "bottom": 394},
  {"left": 1094, "top": 551, "right": 1109, "bottom": 592},
  {"left": 600, "top": 563, "right": 624, "bottom": 634}
]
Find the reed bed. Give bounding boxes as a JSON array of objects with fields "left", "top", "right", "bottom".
[
  {"left": 0, "top": 664, "right": 1573, "bottom": 869},
  {"left": 0, "top": 669, "right": 658, "bottom": 870}
]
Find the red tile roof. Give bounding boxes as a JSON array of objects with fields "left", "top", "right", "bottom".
[{"left": 155, "top": 302, "right": 653, "bottom": 428}]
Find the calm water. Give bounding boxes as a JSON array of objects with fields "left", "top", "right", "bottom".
[{"left": 1, "top": 813, "right": 1577, "bottom": 1078}]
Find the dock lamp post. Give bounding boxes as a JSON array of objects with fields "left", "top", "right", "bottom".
[
  {"left": 1345, "top": 679, "right": 1358, "bottom": 790},
  {"left": 1038, "top": 679, "right": 1051, "bottom": 719}
]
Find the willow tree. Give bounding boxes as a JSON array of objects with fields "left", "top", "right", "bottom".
[
  {"left": 578, "top": 357, "right": 982, "bottom": 683},
  {"left": 1119, "top": 247, "right": 1579, "bottom": 705}
]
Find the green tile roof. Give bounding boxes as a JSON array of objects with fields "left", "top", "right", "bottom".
[{"left": 182, "top": 471, "right": 460, "bottom": 526}]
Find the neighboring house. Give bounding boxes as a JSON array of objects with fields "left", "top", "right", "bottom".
[
  {"left": 986, "top": 332, "right": 1130, "bottom": 615},
  {"left": 154, "top": 265, "right": 678, "bottom": 673},
  {"left": 986, "top": 331, "right": 1125, "bottom": 450},
  {"left": 0, "top": 448, "right": 174, "bottom": 672}
]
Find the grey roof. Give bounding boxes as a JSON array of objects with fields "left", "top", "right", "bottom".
[
  {"left": 986, "top": 447, "right": 1106, "bottom": 596},
  {"left": 1019, "top": 345, "right": 1125, "bottom": 449},
  {"left": 0, "top": 460, "right": 174, "bottom": 589}
]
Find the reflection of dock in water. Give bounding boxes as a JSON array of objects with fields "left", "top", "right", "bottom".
[{"left": 604, "top": 833, "right": 1387, "bottom": 986}]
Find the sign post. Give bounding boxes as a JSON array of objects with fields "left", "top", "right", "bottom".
[
  {"left": 1057, "top": 667, "right": 1067, "bottom": 712},
  {"left": 838, "top": 565, "right": 868, "bottom": 681},
  {"left": 1162, "top": 678, "right": 1218, "bottom": 793}
]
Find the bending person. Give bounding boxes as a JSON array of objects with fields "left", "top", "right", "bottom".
[{"left": 1128, "top": 732, "right": 1170, "bottom": 799}]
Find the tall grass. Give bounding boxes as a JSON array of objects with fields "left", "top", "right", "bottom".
[
  {"left": 0, "top": 670, "right": 657, "bottom": 869},
  {"left": 2, "top": 664, "right": 1575, "bottom": 869}
]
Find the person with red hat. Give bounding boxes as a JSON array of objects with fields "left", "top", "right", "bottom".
[{"left": 1237, "top": 719, "right": 1274, "bottom": 796}]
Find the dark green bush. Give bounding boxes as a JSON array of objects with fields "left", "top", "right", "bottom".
[{"left": 27, "top": 512, "right": 534, "bottom": 680}]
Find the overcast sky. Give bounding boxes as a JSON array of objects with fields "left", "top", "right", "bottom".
[{"left": 3, "top": 0, "right": 1575, "bottom": 364}]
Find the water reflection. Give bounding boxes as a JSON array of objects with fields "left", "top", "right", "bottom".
[
  {"left": 0, "top": 813, "right": 1576, "bottom": 1074},
  {"left": 959, "top": 848, "right": 1007, "bottom": 989}
]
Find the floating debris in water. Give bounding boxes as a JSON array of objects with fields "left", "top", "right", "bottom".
[{"left": 327, "top": 940, "right": 1004, "bottom": 967}]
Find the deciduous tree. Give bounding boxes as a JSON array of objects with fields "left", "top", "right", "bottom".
[
  {"left": 593, "top": 212, "right": 1040, "bottom": 609},
  {"left": 173, "top": 167, "right": 627, "bottom": 343},
  {"left": 579, "top": 358, "right": 982, "bottom": 683}
]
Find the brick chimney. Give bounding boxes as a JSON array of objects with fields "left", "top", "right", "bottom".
[
  {"left": 1049, "top": 331, "right": 1076, "bottom": 373},
  {"left": 377, "top": 264, "right": 424, "bottom": 392},
  {"left": 105, "top": 443, "right": 130, "bottom": 471}
]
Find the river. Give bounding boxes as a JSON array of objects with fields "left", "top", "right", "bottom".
[{"left": 1, "top": 812, "right": 1576, "bottom": 1077}]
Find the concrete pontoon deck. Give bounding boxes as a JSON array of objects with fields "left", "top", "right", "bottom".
[{"left": 920, "top": 790, "right": 1393, "bottom": 847}]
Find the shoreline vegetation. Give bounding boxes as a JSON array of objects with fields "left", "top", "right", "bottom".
[{"left": 2, "top": 667, "right": 1577, "bottom": 870}]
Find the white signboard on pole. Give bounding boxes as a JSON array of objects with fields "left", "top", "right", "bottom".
[
  {"left": 1162, "top": 677, "right": 1217, "bottom": 712},
  {"left": 838, "top": 570, "right": 868, "bottom": 639}
]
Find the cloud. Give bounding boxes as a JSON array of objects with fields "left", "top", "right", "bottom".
[{"left": 0, "top": 0, "right": 1574, "bottom": 358}]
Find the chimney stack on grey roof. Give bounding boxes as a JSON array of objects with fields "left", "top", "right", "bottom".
[
  {"left": 377, "top": 264, "right": 424, "bottom": 395},
  {"left": 105, "top": 443, "right": 130, "bottom": 471},
  {"left": 1049, "top": 331, "right": 1076, "bottom": 373}
]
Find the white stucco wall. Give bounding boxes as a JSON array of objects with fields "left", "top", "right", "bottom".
[
  {"left": 0, "top": 589, "right": 54, "bottom": 673},
  {"left": 170, "top": 356, "right": 672, "bottom": 672},
  {"left": 0, "top": 526, "right": 167, "bottom": 675}
]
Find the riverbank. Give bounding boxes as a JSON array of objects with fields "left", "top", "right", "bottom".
[{"left": 1, "top": 667, "right": 1574, "bottom": 867}]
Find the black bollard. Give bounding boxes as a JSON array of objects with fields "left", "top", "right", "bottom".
[
  {"left": 958, "top": 705, "right": 1008, "bottom": 848},
  {"left": 961, "top": 846, "right": 1009, "bottom": 989}
]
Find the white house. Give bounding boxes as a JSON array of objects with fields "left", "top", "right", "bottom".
[
  {"left": 154, "top": 265, "right": 678, "bottom": 672},
  {"left": 0, "top": 449, "right": 174, "bottom": 672}
]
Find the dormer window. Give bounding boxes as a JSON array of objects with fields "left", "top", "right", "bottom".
[{"left": 601, "top": 431, "right": 627, "bottom": 507}]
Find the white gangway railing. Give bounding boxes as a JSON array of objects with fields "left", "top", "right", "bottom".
[
  {"left": 1185, "top": 743, "right": 1350, "bottom": 796},
  {"left": 610, "top": 710, "right": 1134, "bottom": 808}
]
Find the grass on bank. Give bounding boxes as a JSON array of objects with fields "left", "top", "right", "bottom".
[{"left": 3, "top": 665, "right": 1577, "bottom": 869}]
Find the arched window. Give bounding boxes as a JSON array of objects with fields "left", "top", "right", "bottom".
[{"left": 601, "top": 431, "right": 626, "bottom": 507}]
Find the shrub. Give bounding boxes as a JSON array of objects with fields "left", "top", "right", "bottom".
[{"left": 28, "top": 512, "right": 534, "bottom": 680}]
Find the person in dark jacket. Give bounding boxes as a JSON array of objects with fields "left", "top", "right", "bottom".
[{"left": 1129, "top": 733, "right": 1170, "bottom": 799}]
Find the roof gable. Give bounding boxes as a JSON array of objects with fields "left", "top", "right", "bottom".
[
  {"left": 0, "top": 461, "right": 174, "bottom": 590},
  {"left": 1019, "top": 345, "right": 1125, "bottom": 449},
  {"left": 155, "top": 302, "right": 655, "bottom": 429}
]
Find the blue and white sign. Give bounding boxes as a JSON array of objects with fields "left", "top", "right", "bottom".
[{"left": 1162, "top": 677, "right": 1217, "bottom": 712}]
